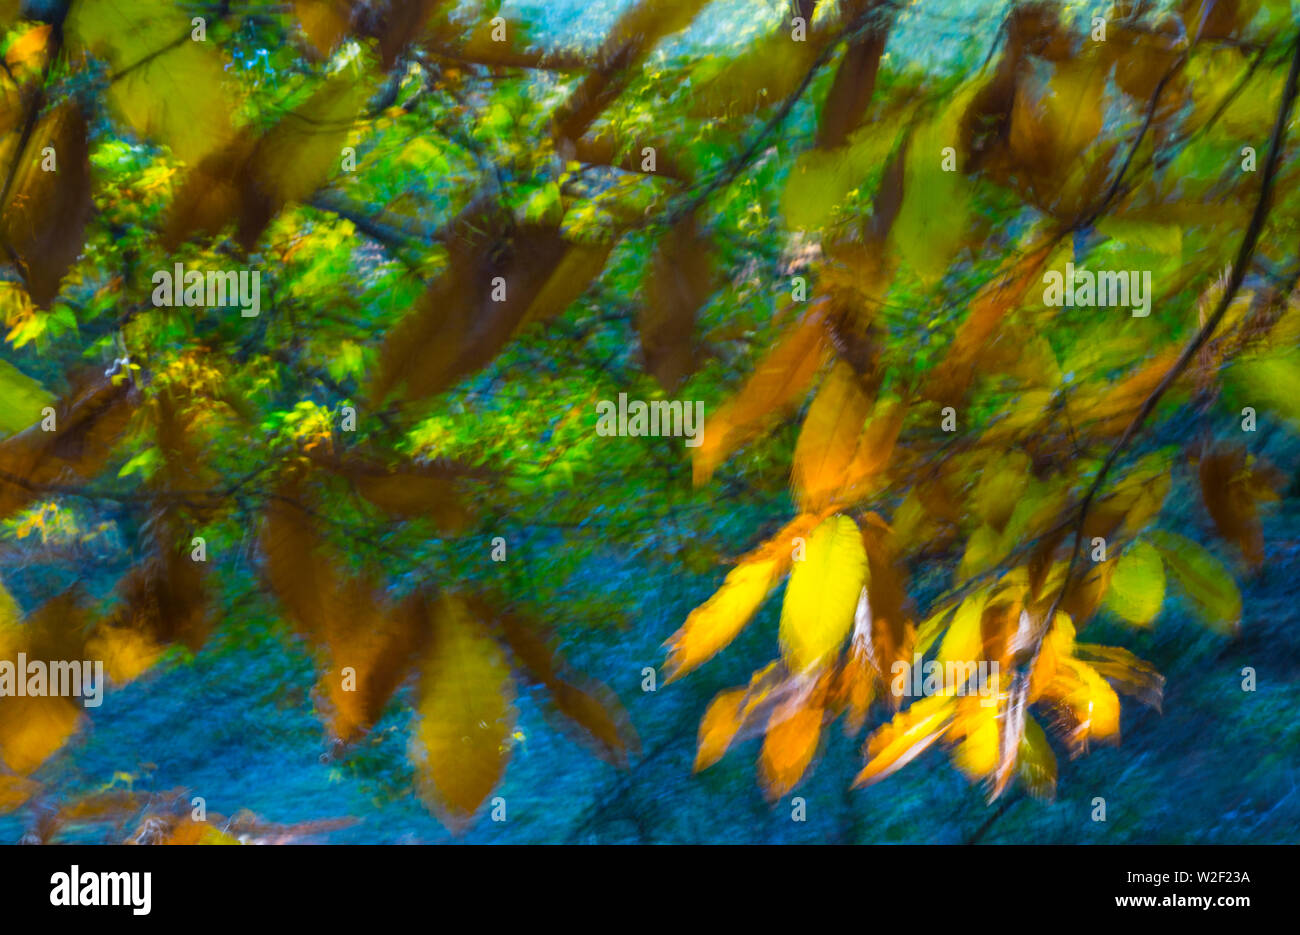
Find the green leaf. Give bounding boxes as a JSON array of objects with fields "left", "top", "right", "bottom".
[
  {"left": 781, "top": 122, "right": 899, "bottom": 230},
  {"left": 0, "top": 359, "right": 53, "bottom": 435},
  {"left": 67, "top": 0, "right": 238, "bottom": 164},
  {"left": 1095, "top": 217, "right": 1183, "bottom": 257},
  {"left": 1228, "top": 350, "right": 1300, "bottom": 430},
  {"left": 891, "top": 81, "right": 982, "bottom": 285},
  {"left": 1147, "top": 530, "right": 1241, "bottom": 634},
  {"left": 1104, "top": 539, "right": 1165, "bottom": 626}
]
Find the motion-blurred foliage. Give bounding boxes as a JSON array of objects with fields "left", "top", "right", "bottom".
[{"left": 0, "top": 0, "right": 1298, "bottom": 840}]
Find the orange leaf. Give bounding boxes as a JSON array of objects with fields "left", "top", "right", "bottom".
[
  {"left": 664, "top": 514, "right": 817, "bottom": 681},
  {"left": 694, "top": 688, "right": 746, "bottom": 772},
  {"left": 758, "top": 677, "right": 828, "bottom": 799},
  {"left": 791, "top": 360, "right": 873, "bottom": 510},
  {"left": 693, "top": 307, "right": 830, "bottom": 484},
  {"left": 924, "top": 242, "right": 1053, "bottom": 405}
]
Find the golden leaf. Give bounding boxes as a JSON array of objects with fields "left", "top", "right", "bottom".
[
  {"left": 759, "top": 677, "right": 828, "bottom": 799},
  {"left": 664, "top": 513, "right": 817, "bottom": 681},
  {"left": 779, "top": 514, "right": 867, "bottom": 673},
  {"left": 693, "top": 307, "right": 830, "bottom": 485},
  {"left": 791, "top": 361, "right": 873, "bottom": 511},
  {"left": 410, "top": 595, "right": 516, "bottom": 830},
  {"left": 853, "top": 692, "right": 956, "bottom": 787}
]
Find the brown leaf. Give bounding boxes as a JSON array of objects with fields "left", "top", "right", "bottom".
[
  {"left": 1006, "top": 2, "right": 1073, "bottom": 61},
  {"left": 641, "top": 214, "right": 716, "bottom": 392},
  {"left": 313, "top": 451, "right": 479, "bottom": 531},
  {"left": 815, "top": 17, "right": 891, "bottom": 150},
  {"left": 111, "top": 510, "right": 208, "bottom": 651},
  {"left": 1006, "top": 53, "right": 1115, "bottom": 218},
  {"left": 859, "top": 515, "right": 915, "bottom": 684},
  {"left": 264, "top": 476, "right": 433, "bottom": 742},
  {"left": 1197, "top": 443, "right": 1281, "bottom": 567},
  {"left": 0, "top": 102, "right": 92, "bottom": 307},
  {"left": 1112, "top": 16, "right": 1184, "bottom": 101},
  {"left": 1181, "top": 0, "right": 1259, "bottom": 42},
  {"left": 478, "top": 597, "right": 639, "bottom": 768},
  {"left": 370, "top": 0, "right": 445, "bottom": 70},
  {"left": 0, "top": 371, "right": 137, "bottom": 521},
  {"left": 166, "top": 74, "right": 367, "bottom": 250},
  {"left": 315, "top": 586, "right": 432, "bottom": 743},
  {"left": 369, "top": 221, "right": 572, "bottom": 404},
  {"left": 262, "top": 475, "right": 335, "bottom": 641},
  {"left": 293, "top": 0, "right": 356, "bottom": 57},
  {"left": 551, "top": 0, "right": 708, "bottom": 142}
]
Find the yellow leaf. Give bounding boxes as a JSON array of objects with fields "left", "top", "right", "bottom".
[
  {"left": 937, "top": 591, "right": 988, "bottom": 665},
  {"left": 1228, "top": 349, "right": 1300, "bottom": 431},
  {"left": 0, "top": 695, "right": 83, "bottom": 775},
  {"left": 410, "top": 596, "right": 515, "bottom": 830},
  {"left": 667, "top": 558, "right": 777, "bottom": 681},
  {"left": 664, "top": 513, "right": 817, "bottom": 682},
  {"left": 67, "top": 0, "right": 237, "bottom": 164},
  {"left": 781, "top": 121, "right": 901, "bottom": 230},
  {"left": 949, "top": 696, "right": 1000, "bottom": 780},
  {"left": 779, "top": 514, "right": 867, "bottom": 672},
  {"left": 0, "top": 360, "right": 54, "bottom": 436},
  {"left": 892, "top": 80, "right": 984, "bottom": 284},
  {"left": 84, "top": 623, "right": 164, "bottom": 685},
  {"left": 1038, "top": 654, "right": 1121, "bottom": 753},
  {"left": 1016, "top": 716, "right": 1057, "bottom": 801},
  {"left": 853, "top": 693, "right": 955, "bottom": 787},
  {"left": 254, "top": 74, "right": 369, "bottom": 207},
  {"left": 1076, "top": 643, "right": 1164, "bottom": 711},
  {"left": 957, "top": 523, "right": 1007, "bottom": 584},
  {"left": 1094, "top": 216, "right": 1182, "bottom": 257}
]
